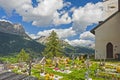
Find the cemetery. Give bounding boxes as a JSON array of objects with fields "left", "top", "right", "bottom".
[{"left": 0, "top": 55, "right": 120, "bottom": 80}]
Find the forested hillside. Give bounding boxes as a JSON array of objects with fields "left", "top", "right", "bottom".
[{"left": 0, "top": 32, "right": 45, "bottom": 56}]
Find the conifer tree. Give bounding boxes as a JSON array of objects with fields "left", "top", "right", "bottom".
[
  {"left": 43, "top": 30, "right": 62, "bottom": 58},
  {"left": 17, "top": 49, "right": 29, "bottom": 62}
]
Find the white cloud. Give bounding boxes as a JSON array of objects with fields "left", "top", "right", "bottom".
[
  {"left": 37, "top": 27, "right": 76, "bottom": 39},
  {"left": 0, "top": 0, "right": 32, "bottom": 14},
  {"left": 63, "top": 2, "right": 71, "bottom": 7},
  {"left": 1, "top": 16, "right": 7, "bottom": 19},
  {"left": 53, "top": 12, "right": 72, "bottom": 26},
  {"left": 70, "top": 7, "right": 76, "bottom": 12},
  {"left": 65, "top": 39, "right": 94, "bottom": 48},
  {"left": 27, "top": 27, "right": 76, "bottom": 39},
  {"left": 65, "top": 31, "right": 95, "bottom": 48},
  {"left": 0, "top": 0, "right": 72, "bottom": 27},
  {"left": 80, "top": 31, "right": 95, "bottom": 41},
  {"left": 33, "top": 0, "right": 63, "bottom": 16},
  {"left": 72, "top": 2, "right": 103, "bottom": 33},
  {"left": 31, "top": 0, "right": 64, "bottom": 26}
]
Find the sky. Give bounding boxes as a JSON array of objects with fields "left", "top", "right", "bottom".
[{"left": 0, "top": 0, "right": 103, "bottom": 48}]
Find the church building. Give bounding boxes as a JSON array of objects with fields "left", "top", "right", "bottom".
[{"left": 91, "top": 0, "right": 120, "bottom": 59}]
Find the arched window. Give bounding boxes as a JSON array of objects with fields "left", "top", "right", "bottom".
[{"left": 106, "top": 42, "right": 113, "bottom": 58}]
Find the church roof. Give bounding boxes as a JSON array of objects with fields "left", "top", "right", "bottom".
[{"left": 90, "top": 0, "right": 120, "bottom": 34}]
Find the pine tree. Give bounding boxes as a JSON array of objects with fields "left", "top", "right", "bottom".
[
  {"left": 43, "top": 30, "right": 62, "bottom": 59},
  {"left": 17, "top": 49, "right": 29, "bottom": 62},
  {"left": 17, "top": 49, "right": 32, "bottom": 75}
]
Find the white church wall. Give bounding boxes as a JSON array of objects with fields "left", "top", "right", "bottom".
[{"left": 95, "top": 11, "right": 120, "bottom": 59}]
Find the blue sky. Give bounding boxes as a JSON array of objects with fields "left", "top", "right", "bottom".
[{"left": 0, "top": 0, "right": 103, "bottom": 47}]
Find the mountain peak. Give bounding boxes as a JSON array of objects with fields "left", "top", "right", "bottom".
[
  {"left": 13, "top": 24, "right": 25, "bottom": 36},
  {"left": 0, "top": 20, "right": 31, "bottom": 39},
  {"left": 35, "top": 36, "right": 48, "bottom": 44}
]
